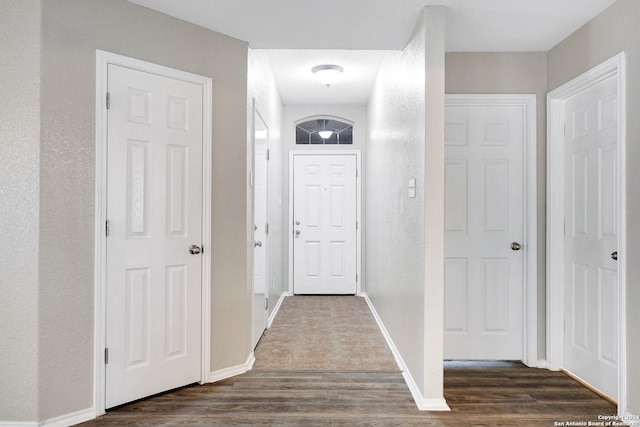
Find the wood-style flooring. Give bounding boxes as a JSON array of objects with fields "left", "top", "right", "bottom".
[{"left": 81, "top": 296, "right": 618, "bottom": 426}]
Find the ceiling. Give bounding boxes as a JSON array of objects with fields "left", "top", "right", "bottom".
[{"left": 128, "top": 0, "right": 617, "bottom": 105}]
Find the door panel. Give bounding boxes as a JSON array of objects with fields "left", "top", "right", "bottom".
[
  {"left": 444, "top": 103, "right": 524, "bottom": 360},
  {"left": 252, "top": 110, "right": 269, "bottom": 348},
  {"left": 564, "top": 75, "right": 618, "bottom": 399},
  {"left": 106, "top": 64, "right": 203, "bottom": 408},
  {"left": 293, "top": 155, "right": 357, "bottom": 294}
]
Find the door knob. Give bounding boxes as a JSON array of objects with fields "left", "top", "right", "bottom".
[
  {"left": 254, "top": 241, "right": 262, "bottom": 248},
  {"left": 611, "top": 251, "right": 618, "bottom": 261},
  {"left": 295, "top": 221, "right": 300, "bottom": 225},
  {"left": 295, "top": 230, "right": 301, "bottom": 237},
  {"left": 189, "top": 245, "right": 202, "bottom": 255},
  {"left": 511, "top": 242, "right": 522, "bottom": 251}
]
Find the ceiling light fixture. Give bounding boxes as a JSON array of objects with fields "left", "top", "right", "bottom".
[
  {"left": 312, "top": 64, "right": 344, "bottom": 87},
  {"left": 318, "top": 130, "right": 333, "bottom": 139}
]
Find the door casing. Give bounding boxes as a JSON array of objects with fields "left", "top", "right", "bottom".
[
  {"left": 94, "top": 50, "right": 213, "bottom": 416},
  {"left": 288, "top": 150, "right": 362, "bottom": 295},
  {"left": 445, "top": 94, "right": 539, "bottom": 367},
  {"left": 547, "top": 52, "right": 627, "bottom": 414}
]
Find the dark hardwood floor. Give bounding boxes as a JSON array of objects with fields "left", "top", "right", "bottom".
[{"left": 80, "top": 362, "right": 618, "bottom": 426}]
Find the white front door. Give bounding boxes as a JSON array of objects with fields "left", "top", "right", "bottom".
[
  {"left": 106, "top": 64, "right": 203, "bottom": 408},
  {"left": 444, "top": 102, "right": 524, "bottom": 360},
  {"left": 252, "top": 109, "right": 269, "bottom": 348},
  {"left": 293, "top": 154, "right": 357, "bottom": 295},
  {"left": 564, "top": 75, "right": 618, "bottom": 400}
]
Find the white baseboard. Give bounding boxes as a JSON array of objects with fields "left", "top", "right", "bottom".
[
  {"left": 40, "top": 408, "right": 95, "bottom": 427},
  {"left": 360, "top": 293, "right": 450, "bottom": 411},
  {"left": 0, "top": 408, "right": 95, "bottom": 427},
  {"left": 209, "top": 353, "right": 255, "bottom": 383},
  {"left": 268, "top": 291, "right": 290, "bottom": 328}
]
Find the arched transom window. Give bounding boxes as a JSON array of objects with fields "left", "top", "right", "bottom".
[{"left": 295, "top": 117, "right": 353, "bottom": 145}]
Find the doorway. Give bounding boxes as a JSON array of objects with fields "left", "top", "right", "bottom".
[
  {"left": 444, "top": 95, "right": 538, "bottom": 364},
  {"left": 547, "top": 53, "right": 626, "bottom": 408},
  {"left": 94, "top": 51, "right": 213, "bottom": 414},
  {"left": 288, "top": 151, "right": 361, "bottom": 295},
  {"left": 252, "top": 102, "right": 270, "bottom": 348}
]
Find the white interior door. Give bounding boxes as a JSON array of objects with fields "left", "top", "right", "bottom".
[
  {"left": 293, "top": 154, "right": 357, "bottom": 295},
  {"left": 252, "top": 109, "right": 269, "bottom": 348},
  {"left": 106, "top": 64, "right": 203, "bottom": 408},
  {"left": 444, "top": 102, "right": 524, "bottom": 360},
  {"left": 564, "top": 75, "right": 618, "bottom": 400}
]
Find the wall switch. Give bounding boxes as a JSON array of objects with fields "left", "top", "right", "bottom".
[{"left": 408, "top": 178, "right": 416, "bottom": 198}]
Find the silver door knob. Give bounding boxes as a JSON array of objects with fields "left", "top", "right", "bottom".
[
  {"left": 254, "top": 241, "right": 262, "bottom": 248},
  {"left": 295, "top": 230, "right": 301, "bottom": 237},
  {"left": 295, "top": 221, "right": 300, "bottom": 225},
  {"left": 511, "top": 242, "right": 522, "bottom": 251},
  {"left": 611, "top": 251, "right": 618, "bottom": 261},
  {"left": 189, "top": 245, "right": 202, "bottom": 255}
]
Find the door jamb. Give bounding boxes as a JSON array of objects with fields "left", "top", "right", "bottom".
[
  {"left": 445, "top": 94, "right": 538, "bottom": 366},
  {"left": 94, "top": 50, "right": 213, "bottom": 416},
  {"left": 288, "top": 150, "right": 362, "bottom": 295},
  {"left": 546, "top": 52, "right": 626, "bottom": 413}
]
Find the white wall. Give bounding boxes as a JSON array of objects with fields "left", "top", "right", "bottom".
[
  {"left": 0, "top": 0, "right": 41, "bottom": 422},
  {"left": 547, "top": 0, "right": 640, "bottom": 415},
  {"left": 248, "top": 49, "right": 285, "bottom": 318},
  {"left": 365, "top": 6, "right": 446, "bottom": 406},
  {"left": 282, "top": 104, "right": 367, "bottom": 292}
]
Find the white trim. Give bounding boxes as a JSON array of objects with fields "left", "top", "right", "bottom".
[
  {"left": 546, "top": 52, "right": 626, "bottom": 415},
  {"left": 267, "top": 291, "right": 291, "bottom": 328},
  {"left": 445, "top": 94, "right": 538, "bottom": 366},
  {"left": 287, "top": 150, "right": 362, "bottom": 295},
  {"left": 94, "top": 50, "right": 213, "bottom": 414},
  {"left": 209, "top": 353, "right": 255, "bottom": 383},
  {"left": 40, "top": 408, "right": 95, "bottom": 427},
  {"left": 361, "top": 293, "right": 450, "bottom": 411}
]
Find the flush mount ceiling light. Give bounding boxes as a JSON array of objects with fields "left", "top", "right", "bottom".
[
  {"left": 312, "top": 64, "right": 344, "bottom": 87},
  {"left": 318, "top": 130, "right": 333, "bottom": 139}
]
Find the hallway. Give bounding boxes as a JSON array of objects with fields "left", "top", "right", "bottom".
[{"left": 79, "top": 296, "right": 618, "bottom": 426}]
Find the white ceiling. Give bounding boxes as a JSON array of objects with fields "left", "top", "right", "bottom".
[{"left": 128, "top": 0, "right": 617, "bottom": 105}]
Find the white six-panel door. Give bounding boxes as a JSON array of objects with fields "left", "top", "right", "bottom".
[
  {"left": 106, "top": 64, "right": 203, "bottom": 408},
  {"left": 444, "top": 103, "right": 524, "bottom": 360},
  {"left": 293, "top": 154, "right": 357, "bottom": 295},
  {"left": 252, "top": 110, "right": 269, "bottom": 348},
  {"left": 564, "top": 75, "right": 618, "bottom": 400}
]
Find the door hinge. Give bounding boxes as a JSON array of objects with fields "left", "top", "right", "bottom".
[
  {"left": 267, "top": 149, "right": 270, "bottom": 161},
  {"left": 105, "top": 219, "right": 110, "bottom": 237},
  {"left": 265, "top": 297, "right": 269, "bottom": 310},
  {"left": 106, "top": 92, "right": 111, "bottom": 110},
  {"left": 104, "top": 347, "right": 109, "bottom": 365},
  {"left": 265, "top": 223, "right": 269, "bottom": 235}
]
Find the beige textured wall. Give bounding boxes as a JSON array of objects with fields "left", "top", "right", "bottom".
[
  {"left": 547, "top": 0, "right": 640, "bottom": 415},
  {"left": 445, "top": 52, "right": 548, "bottom": 360},
  {"left": 0, "top": 0, "right": 41, "bottom": 422},
  {"left": 38, "top": 0, "right": 249, "bottom": 420}
]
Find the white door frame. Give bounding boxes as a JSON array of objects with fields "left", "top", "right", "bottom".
[
  {"left": 446, "top": 94, "right": 538, "bottom": 366},
  {"left": 547, "top": 53, "right": 626, "bottom": 412},
  {"left": 94, "top": 50, "right": 213, "bottom": 416},
  {"left": 288, "top": 150, "right": 362, "bottom": 295}
]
